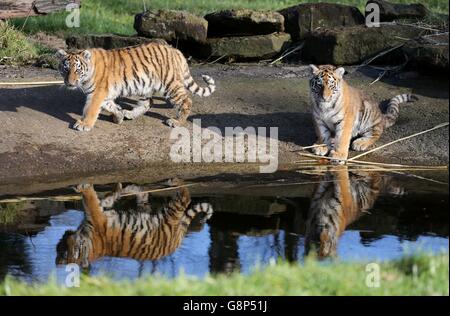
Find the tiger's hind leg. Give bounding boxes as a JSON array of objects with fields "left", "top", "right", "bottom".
[
  {"left": 351, "top": 126, "right": 383, "bottom": 152},
  {"left": 101, "top": 100, "right": 125, "bottom": 124},
  {"left": 123, "top": 97, "right": 153, "bottom": 120},
  {"left": 164, "top": 85, "right": 192, "bottom": 128}
]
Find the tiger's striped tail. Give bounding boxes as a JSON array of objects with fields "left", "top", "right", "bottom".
[
  {"left": 184, "top": 74, "right": 216, "bottom": 97},
  {"left": 182, "top": 202, "right": 214, "bottom": 227},
  {"left": 384, "top": 94, "right": 418, "bottom": 128}
]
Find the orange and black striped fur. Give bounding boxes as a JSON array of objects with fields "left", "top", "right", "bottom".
[
  {"left": 56, "top": 42, "right": 215, "bottom": 131},
  {"left": 309, "top": 65, "right": 417, "bottom": 163},
  {"left": 55, "top": 183, "right": 213, "bottom": 268},
  {"left": 305, "top": 167, "right": 404, "bottom": 258}
]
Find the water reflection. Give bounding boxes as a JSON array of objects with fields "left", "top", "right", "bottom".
[
  {"left": 0, "top": 169, "right": 448, "bottom": 282},
  {"left": 56, "top": 182, "right": 212, "bottom": 268},
  {"left": 304, "top": 167, "right": 404, "bottom": 258}
]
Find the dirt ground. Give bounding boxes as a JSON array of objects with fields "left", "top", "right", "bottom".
[{"left": 0, "top": 64, "right": 448, "bottom": 187}]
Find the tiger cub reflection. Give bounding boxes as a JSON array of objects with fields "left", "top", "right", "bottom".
[
  {"left": 56, "top": 182, "right": 213, "bottom": 268},
  {"left": 305, "top": 167, "right": 404, "bottom": 258}
]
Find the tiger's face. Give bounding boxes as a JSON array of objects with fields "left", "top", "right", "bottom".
[
  {"left": 56, "top": 230, "right": 91, "bottom": 268},
  {"left": 305, "top": 219, "right": 339, "bottom": 259},
  {"left": 309, "top": 65, "right": 345, "bottom": 104},
  {"left": 56, "top": 49, "right": 92, "bottom": 89}
]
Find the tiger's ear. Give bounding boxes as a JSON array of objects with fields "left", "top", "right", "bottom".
[
  {"left": 55, "top": 49, "right": 67, "bottom": 59},
  {"left": 82, "top": 50, "right": 92, "bottom": 60},
  {"left": 309, "top": 64, "right": 320, "bottom": 75},
  {"left": 335, "top": 67, "right": 345, "bottom": 79}
]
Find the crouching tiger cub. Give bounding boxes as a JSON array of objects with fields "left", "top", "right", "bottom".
[
  {"left": 56, "top": 182, "right": 213, "bottom": 268},
  {"left": 305, "top": 166, "right": 404, "bottom": 258},
  {"left": 309, "top": 64, "right": 417, "bottom": 163},
  {"left": 56, "top": 42, "right": 216, "bottom": 131}
]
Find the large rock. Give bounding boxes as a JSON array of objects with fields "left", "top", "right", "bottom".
[
  {"left": 279, "top": 3, "right": 365, "bottom": 41},
  {"left": 66, "top": 34, "right": 167, "bottom": 50},
  {"left": 302, "top": 24, "right": 423, "bottom": 65},
  {"left": 403, "top": 33, "right": 449, "bottom": 71},
  {"left": 366, "top": 0, "right": 429, "bottom": 22},
  {"left": 134, "top": 10, "right": 208, "bottom": 43},
  {"left": 197, "top": 32, "right": 291, "bottom": 61},
  {"left": 204, "top": 9, "right": 284, "bottom": 37}
]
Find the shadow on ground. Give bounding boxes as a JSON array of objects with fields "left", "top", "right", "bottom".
[{"left": 189, "top": 112, "right": 316, "bottom": 147}]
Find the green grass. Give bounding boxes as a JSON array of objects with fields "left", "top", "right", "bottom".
[
  {"left": 1, "top": 253, "right": 448, "bottom": 296},
  {"left": 0, "top": 21, "right": 55, "bottom": 65},
  {"left": 0, "top": 21, "right": 41, "bottom": 64},
  {"left": 9, "top": 0, "right": 450, "bottom": 37}
]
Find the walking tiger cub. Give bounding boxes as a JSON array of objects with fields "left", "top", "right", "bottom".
[
  {"left": 309, "top": 64, "right": 417, "bottom": 163},
  {"left": 305, "top": 167, "right": 405, "bottom": 258},
  {"left": 56, "top": 182, "right": 213, "bottom": 268},
  {"left": 56, "top": 42, "right": 215, "bottom": 131}
]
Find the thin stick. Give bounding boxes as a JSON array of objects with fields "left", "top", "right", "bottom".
[
  {"left": 357, "top": 44, "right": 405, "bottom": 69},
  {"left": 291, "top": 144, "right": 327, "bottom": 151},
  {"left": 296, "top": 152, "right": 448, "bottom": 169},
  {"left": 0, "top": 183, "right": 199, "bottom": 204},
  {"left": 297, "top": 166, "right": 448, "bottom": 173},
  {"left": 119, "top": 183, "right": 198, "bottom": 197},
  {"left": 390, "top": 171, "right": 448, "bottom": 185},
  {"left": 207, "top": 54, "right": 227, "bottom": 65},
  {"left": 348, "top": 122, "right": 449, "bottom": 161},
  {"left": 348, "top": 160, "right": 448, "bottom": 169},
  {"left": 391, "top": 22, "right": 441, "bottom": 32},
  {"left": 270, "top": 42, "right": 304, "bottom": 65},
  {"left": 0, "top": 80, "right": 64, "bottom": 86},
  {"left": 369, "top": 70, "right": 387, "bottom": 85}
]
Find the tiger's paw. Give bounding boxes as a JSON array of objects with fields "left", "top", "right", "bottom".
[
  {"left": 351, "top": 139, "right": 371, "bottom": 152},
  {"left": 192, "top": 202, "right": 214, "bottom": 222},
  {"left": 329, "top": 150, "right": 347, "bottom": 165},
  {"left": 74, "top": 183, "right": 92, "bottom": 193},
  {"left": 73, "top": 120, "right": 93, "bottom": 132},
  {"left": 312, "top": 144, "right": 329, "bottom": 156},
  {"left": 165, "top": 118, "right": 179, "bottom": 128}
]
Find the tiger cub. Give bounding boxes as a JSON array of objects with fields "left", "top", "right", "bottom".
[
  {"left": 305, "top": 167, "right": 404, "bottom": 258},
  {"left": 56, "top": 42, "right": 215, "bottom": 131},
  {"left": 56, "top": 183, "right": 213, "bottom": 268},
  {"left": 309, "top": 64, "right": 417, "bottom": 163}
]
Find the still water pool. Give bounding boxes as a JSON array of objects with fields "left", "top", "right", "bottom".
[{"left": 0, "top": 168, "right": 448, "bottom": 283}]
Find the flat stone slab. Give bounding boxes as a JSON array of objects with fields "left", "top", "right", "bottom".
[
  {"left": 403, "top": 33, "right": 449, "bottom": 71},
  {"left": 204, "top": 9, "right": 284, "bottom": 37},
  {"left": 366, "top": 0, "right": 429, "bottom": 22},
  {"left": 66, "top": 34, "right": 167, "bottom": 50},
  {"left": 200, "top": 32, "right": 291, "bottom": 60},
  {"left": 302, "top": 24, "right": 423, "bottom": 65},
  {"left": 279, "top": 3, "right": 365, "bottom": 41},
  {"left": 134, "top": 10, "right": 208, "bottom": 43}
]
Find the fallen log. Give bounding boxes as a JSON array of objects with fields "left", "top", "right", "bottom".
[{"left": 0, "top": 0, "right": 81, "bottom": 19}]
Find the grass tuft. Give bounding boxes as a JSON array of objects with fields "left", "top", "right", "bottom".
[
  {"left": 1, "top": 252, "right": 448, "bottom": 296},
  {"left": 0, "top": 21, "right": 40, "bottom": 65}
]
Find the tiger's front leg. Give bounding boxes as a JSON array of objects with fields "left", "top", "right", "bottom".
[
  {"left": 73, "top": 89, "right": 108, "bottom": 132},
  {"left": 330, "top": 119, "right": 353, "bottom": 164},
  {"left": 312, "top": 119, "right": 332, "bottom": 156}
]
